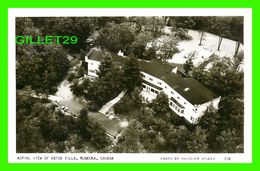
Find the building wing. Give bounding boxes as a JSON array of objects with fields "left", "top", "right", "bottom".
[
  {"left": 139, "top": 59, "right": 216, "bottom": 105},
  {"left": 87, "top": 48, "right": 216, "bottom": 105}
]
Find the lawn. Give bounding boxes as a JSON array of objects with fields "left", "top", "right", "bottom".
[
  {"left": 88, "top": 112, "right": 124, "bottom": 138},
  {"left": 165, "top": 29, "right": 244, "bottom": 66}
]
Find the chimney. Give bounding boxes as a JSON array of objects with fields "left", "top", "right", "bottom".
[{"left": 172, "top": 66, "right": 178, "bottom": 73}]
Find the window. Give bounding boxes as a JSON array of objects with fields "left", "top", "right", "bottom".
[
  {"left": 151, "top": 89, "right": 155, "bottom": 93},
  {"left": 89, "top": 69, "right": 95, "bottom": 73},
  {"left": 149, "top": 78, "right": 153, "bottom": 81},
  {"left": 181, "top": 110, "right": 184, "bottom": 114},
  {"left": 190, "top": 116, "right": 194, "bottom": 121},
  {"left": 157, "top": 82, "right": 162, "bottom": 85},
  {"left": 177, "top": 96, "right": 180, "bottom": 99},
  {"left": 184, "top": 102, "right": 186, "bottom": 105},
  {"left": 142, "top": 84, "right": 146, "bottom": 89},
  {"left": 171, "top": 91, "right": 174, "bottom": 95},
  {"left": 165, "top": 86, "right": 167, "bottom": 89}
]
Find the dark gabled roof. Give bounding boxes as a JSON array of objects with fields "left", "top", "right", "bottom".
[
  {"left": 87, "top": 48, "right": 128, "bottom": 65},
  {"left": 87, "top": 48, "right": 104, "bottom": 61},
  {"left": 139, "top": 59, "right": 216, "bottom": 105},
  {"left": 87, "top": 49, "right": 216, "bottom": 105}
]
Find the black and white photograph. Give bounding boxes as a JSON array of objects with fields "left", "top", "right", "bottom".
[{"left": 8, "top": 8, "right": 252, "bottom": 163}]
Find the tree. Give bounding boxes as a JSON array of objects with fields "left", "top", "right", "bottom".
[
  {"left": 193, "top": 58, "right": 243, "bottom": 96},
  {"left": 76, "top": 67, "right": 85, "bottom": 78},
  {"left": 209, "top": 60, "right": 243, "bottom": 96},
  {"left": 198, "top": 31, "right": 206, "bottom": 46},
  {"left": 229, "top": 17, "right": 243, "bottom": 57},
  {"left": 40, "top": 17, "right": 96, "bottom": 52},
  {"left": 16, "top": 94, "right": 47, "bottom": 152},
  {"left": 156, "top": 37, "right": 179, "bottom": 61},
  {"left": 40, "top": 119, "right": 69, "bottom": 142},
  {"left": 16, "top": 92, "right": 72, "bottom": 152},
  {"left": 169, "top": 112, "right": 187, "bottom": 126},
  {"left": 96, "top": 22, "right": 137, "bottom": 53},
  {"left": 174, "top": 17, "right": 196, "bottom": 31},
  {"left": 102, "top": 66, "right": 124, "bottom": 93},
  {"left": 15, "top": 17, "right": 39, "bottom": 56},
  {"left": 190, "top": 16, "right": 243, "bottom": 55},
  {"left": 186, "top": 126, "right": 208, "bottom": 153},
  {"left": 144, "top": 17, "right": 165, "bottom": 38},
  {"left": 129, "top": 17, "right": 165, "bottom": 38},
  {"left": 189, "top": 17, "right": 215, "bottom": 46},
  {"left": 175, "top": 28, "right": 192, "bottom": 40},
  {"left": 143, "top": 47, "right": 157, "bottom": 60},
  {"left": 114, "top": 88, "right": 142, "bottom": 116},
  {"left": 149, "top": 92, "right": 170, "bottom": 115},
  {"left": 86, "top": 65, "right": 123, "bottom": 108},
  {"left": 96, "top": 52, "right": 113, "bottom": 78},
  {"left": 70, "top": 78, "right": 91, "bottom": 98},
  {"left": 183, "top": 58, "right": 194, "bottom": 75},
  {"left": 16, "top": 44, "right": 70, "bottom": 93},
  {"left": 130, "top": 32, "right": 157, "bottom": 60},
  {"left": 140, "top": 129, "right": 164, "bottom": 153},
  {"left": 198, "top": 94, "right": 244, "bottom": 153},
  {"left": 168, "top": 16, "right": 243, "bottom": 48},
  {"left": 163, "top": 126, "right": 191, "bottom": 152},
  {"left": 163, "top": 125, "right": 208, "bottom": 153},
  {"left": 17, "top": 122, "right": 46, "bottom": 153},
  {"left": 114, "top": 120, "right": 145, "bottom": 152},
  {"left": 122, "top": 57, "right": 142, "bottom": 93},
  {"left": 95, "top": 17, "right": 127, "bottom": 28},
  {"left": 130, "top": 88, "right": 143, "bottom": 109},
  {"left": 233, "top": 51, "right": 244, "bottom": 72},
  {"left": 70, "top": 81, "right": 84, "bottom": 97},
  {"left": 218, "top": 94, "right": 244, "bottom": 130},
  {"left": 76, "top": 108, "right": 111, "bottom": 149},
  {"left": 67, "top": 73, "right": 76, "bottom": 82},
  {"left": 210, "top": 18, "right": 231, "bottom": 50},
  {"left": 89, "top": 121, "right": 111, "bottom": 149},
  {"left": 114, "top": 95, "right": 132, "bottom": 115},
  {"left": 199, "top": 107, "right": 221, "bottom": 152},
  {"left": 216, "top": 129, "right": 243, "bottom": 153},
  {"left": 130, "top": 32, "right": 153, "bottom": 59},
  {"left": 77, "top": 107, "right": 91, "bottom": 139}
]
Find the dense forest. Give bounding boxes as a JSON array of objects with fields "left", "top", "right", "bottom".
[{"left": 16, "top": 16, "right": 244, "bottom": 153}]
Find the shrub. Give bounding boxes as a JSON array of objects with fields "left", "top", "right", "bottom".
[
  {"left": 175, "top": 28, "right": 192, "bottom": 40},
  {"left": 67, "top": 73, "right": 76, "bottom": 82}
]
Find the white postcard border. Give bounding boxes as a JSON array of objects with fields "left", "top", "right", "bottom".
[{"left": 8, "top": 8, "right": 252, "bottom": 163}]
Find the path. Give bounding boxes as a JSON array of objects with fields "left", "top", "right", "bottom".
[{"left": 99, "top": 91, "right": 126, "bottom": 115}]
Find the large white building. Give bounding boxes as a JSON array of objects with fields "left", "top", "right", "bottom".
[{"left": 85, "top": 48, "right": 220, "bottom": 124}]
